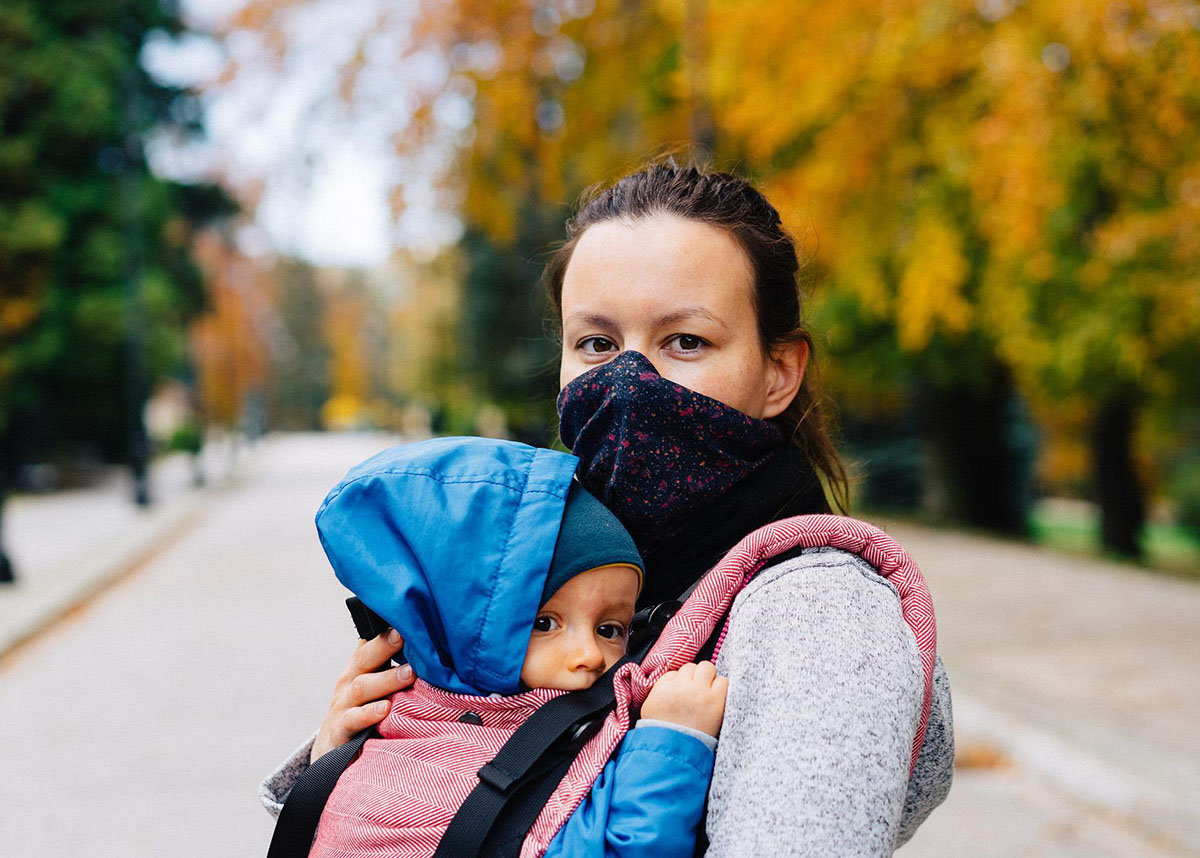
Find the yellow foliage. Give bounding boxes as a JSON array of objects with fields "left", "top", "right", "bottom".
[
  {"left": 895, "top": 215, "right": 972, "bottom": 351},
  {"left": 321, "top": 393, "right": 370, "bottom": 431},
  {"left": 220, "top": 0, "right": 1200, "bottom": 422},
  {"left": 189, "top": 231, "right": 273, "bottom": 427}
]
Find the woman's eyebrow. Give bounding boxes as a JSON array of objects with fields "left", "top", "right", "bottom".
[
  {"left": 563, "top": 307, "right": 728, "bottom": 330},
  {"left": 653, "top": 307, "right": 729, "bottom": 329},
  {"left": 562, "top": 312, "right": 618, "bottom": 330}
]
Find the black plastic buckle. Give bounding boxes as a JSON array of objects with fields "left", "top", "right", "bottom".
[
  {"left": 629, "top": 600, "right": 682, "bottom": 660},
  {"left": 649, "top": 600, "right": 681, "bottom": 628},
  {"left": 477, "top": 761, "right": 519, "bottom": 794},
  {"left": 565, "top": 716, "right": 604, "bottom": 753}
]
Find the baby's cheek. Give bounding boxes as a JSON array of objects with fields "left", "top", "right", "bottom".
[
  {"left": 606, "top": 639, "right": 629, "bottom": 666},
  {"left": 519, "top": 647, "right": 545, "bottom": 687}
]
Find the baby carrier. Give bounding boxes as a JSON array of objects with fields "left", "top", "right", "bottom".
[
  {"left": 267, "top": 442, "right": 936, "bottom": 858},
  {"left": 269, "top": 515, "right": 936, "bottom": 858}
]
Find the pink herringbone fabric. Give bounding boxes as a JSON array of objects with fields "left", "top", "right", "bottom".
[
  {"left": 309, "top": 681, "right": 565, "bottom": 858},
  {"left": 309, "top": 515, "right": 936, "bottom": 858},
  {"left": 520, "top": 515, "right": 937, "bottom": 858}
]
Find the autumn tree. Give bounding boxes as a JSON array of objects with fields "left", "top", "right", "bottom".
[
  {"left": 220, "top": 0, "right": 698, "bottom": 437},
  {"left": 190, "top": 230, "right": 273, "bottom": 431},
  {"left": 220, "top": 0, "right": 1200, "bottom": 555},
  {"left": 694, "top": 0, "right": 1200, "bottom": 554}
]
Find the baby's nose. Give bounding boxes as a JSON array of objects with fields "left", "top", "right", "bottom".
[{"left": 571, "top": 636, "right": 606, "bottom": 672}]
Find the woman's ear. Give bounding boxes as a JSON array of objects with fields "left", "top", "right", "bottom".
[{"left": 762, "top": 340, "right": 809, "bottom": 420}]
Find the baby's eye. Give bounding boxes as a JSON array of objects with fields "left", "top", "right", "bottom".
[
  {"left": 533, "top": 615, "right": 560, "bottom": 633},
  {"left": 596, "top": 623, "right": 625, "bottom": 640},
  {"left": 665, "top": 334, "right": 708, "bottom": 353},
  {"left": 578, "top": 336, "right": 618, "bottom": 355}
]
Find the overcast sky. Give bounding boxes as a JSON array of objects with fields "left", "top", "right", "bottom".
[{"left": 142, "top": 0, "right": 460, "bottom": 268}]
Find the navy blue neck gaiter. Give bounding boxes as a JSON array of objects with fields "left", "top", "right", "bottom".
[{"left": 556, "top": 351, "right": 786, "bottom": 549}]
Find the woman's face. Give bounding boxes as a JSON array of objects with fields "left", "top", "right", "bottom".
[{"left": 558, "top": 212, "right": 804, "bottom": 419}]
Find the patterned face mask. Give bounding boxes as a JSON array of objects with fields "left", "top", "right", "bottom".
[{"left": 556, "top": 350, "right": 785, "bottom": 547}]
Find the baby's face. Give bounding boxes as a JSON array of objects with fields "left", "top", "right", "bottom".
[{"left": 519, "top": 564, "right": 640, "bottom": 691}]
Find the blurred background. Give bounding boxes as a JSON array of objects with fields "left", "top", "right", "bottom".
[{"left": 1, "top": 1, "right": 1198, "bottom": 856}]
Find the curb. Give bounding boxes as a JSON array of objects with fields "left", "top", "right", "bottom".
[
  {"left": 0, "top": 443, "right": 256, "bottom": 662},
  {"left": 0, "top": 497, "right": 206, "bottom": 660}
]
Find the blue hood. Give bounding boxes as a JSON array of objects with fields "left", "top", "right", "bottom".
[{"left": 315, "top": 437, "right": 580, "bottom": 696}]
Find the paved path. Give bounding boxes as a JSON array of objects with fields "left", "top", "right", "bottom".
[
  {"left": 892, "top": 521, "right": 1200, "bottom": 857},
  {"left": 0, "top": 433, "right": 395, "bottom": 856},
  {"left": 0, "top": 436, "right": 246, "bottom": 657},
  {"left": 1, "top": 433, "right": 1196, "bottom": 856}
]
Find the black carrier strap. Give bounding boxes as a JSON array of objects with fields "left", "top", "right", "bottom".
[
  {"left": 265, "top": 726, "right": 375, "bottom": 858},
  {"left": 432, "top": 656, "right": 629, "bottom": 858},
  {"left": 266, "top": 598, "right": 396, "bottom": 858},
  {"left": 477, "top": 752, "right": 576, "bottom": 858}
]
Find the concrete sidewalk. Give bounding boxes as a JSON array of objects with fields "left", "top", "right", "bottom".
[
  {"left": 0, "top": 435, "right": 255, "bottom": 659},
  {"left": 884, "top": 521, "right": 1200, "bottom": 854}
]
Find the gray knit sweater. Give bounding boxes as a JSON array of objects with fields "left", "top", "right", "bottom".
[{"left": 261, "top": 547, "right": 954, "bottom": 855}]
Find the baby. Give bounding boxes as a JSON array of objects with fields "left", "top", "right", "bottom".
[{"left": 307, "top": 437, "right": 726, "bottom": 858}]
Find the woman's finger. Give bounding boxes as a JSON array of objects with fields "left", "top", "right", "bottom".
[
  {"left": 347, "top": 628, "right": 405, "bottom": 676},
  {"left": 340, "top": 699, "right": 393, "bottom": 735},
  {"left": 345, "top": 664, "right": 414, "bottom": 707},
  {"left": 312, "top": 635, "right": 409, "bottom": 764}
]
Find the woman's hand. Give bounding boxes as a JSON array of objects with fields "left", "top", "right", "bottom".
[
  {"left": 310, "top": 629, "right": 414, "bottom": 763},
  {"left": 640, "top": 660, "right": 729, "bottom": 737}
]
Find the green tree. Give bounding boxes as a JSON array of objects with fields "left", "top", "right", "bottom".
[
  {"left": 0, "top": 1, "right": 232, "bottom": 578},
  {"left": 271, "top": 259, "right": 330, "bottom": 430}
]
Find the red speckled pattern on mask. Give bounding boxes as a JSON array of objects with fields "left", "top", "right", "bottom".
[{"left": 557, "top": 351, "right": 785, "bottom": 549}]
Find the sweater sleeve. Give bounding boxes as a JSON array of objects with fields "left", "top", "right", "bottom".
[
  {"left": 544, "top": 725, "right": 715, "bottom": 858},
  {"left": 705, "top": 548, "right": 925, "bottom": 858},
  {"left": 258, "top": 733, "right": 316, "bottom": 818}
]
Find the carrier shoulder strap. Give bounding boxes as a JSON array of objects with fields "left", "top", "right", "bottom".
[
  {"left": 265, "top": 726, "right": 374, "bottom": 858},
  {"left": 265, "top": 598, "right": 397, "bottom": 858},
  {"left": 451, "top": 518, "right": 937, "bottom": 858}
]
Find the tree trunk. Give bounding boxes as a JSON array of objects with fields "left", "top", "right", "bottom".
[
  {"left": 914, "top": 366, "right": 1032, "bottom": 535},
  {"left": 1092, "top": 393, "right": 1145, "bottom": 559}
]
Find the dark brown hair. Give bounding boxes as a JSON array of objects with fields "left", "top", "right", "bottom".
[{"left": 544, "top": 159, "right": 849, "bottom": 512}]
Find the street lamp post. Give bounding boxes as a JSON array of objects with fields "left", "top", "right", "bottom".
[
  {"left": 0, "top": 494, "right": 12, "bottom": 585},
  {"left": 0, "top": 428, "right": 13, "bottom": 583},
  {"left": 119, "top": 56, "right": 151, "bottom": 508}
]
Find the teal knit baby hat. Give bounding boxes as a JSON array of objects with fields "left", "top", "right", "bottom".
[{"left": 540, "top": 481, "right": 643, "bottom": 605}]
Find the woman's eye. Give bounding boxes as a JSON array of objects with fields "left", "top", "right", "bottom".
[
  {"left": 667, "top": 334, "right": 707, "bottom": 352},
  {"left": 578, "top": 336, "right": 618, "bottom": 355},
  {"left": 533, "top": 616, "right": 559, "bottom": 633},
  {"left": 596, "top": 624, "right": 625, "bottom": 640}
]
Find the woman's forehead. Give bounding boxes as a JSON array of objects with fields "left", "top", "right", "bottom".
[{"left": 561, "top": 213, "right": 754, "bottom": 321}]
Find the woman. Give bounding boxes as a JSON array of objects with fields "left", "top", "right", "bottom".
[{"left": 262, "top": 162, "right": 954, "bottom": 856}]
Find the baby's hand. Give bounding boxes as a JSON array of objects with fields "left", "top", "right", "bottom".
[{"left": 639, "top": 660, "right": 728, "bottom": 737}]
